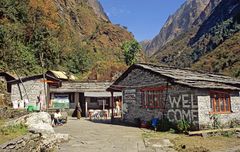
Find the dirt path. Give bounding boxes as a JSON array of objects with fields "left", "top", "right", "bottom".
[{"left": 54, "top": 118, "right": 146, "bottom": 152}]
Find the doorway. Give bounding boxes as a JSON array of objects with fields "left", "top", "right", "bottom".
[{"left": 79, "top": 93, "right": 86, "bottom": 117}]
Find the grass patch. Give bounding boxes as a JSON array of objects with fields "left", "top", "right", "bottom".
[
  {"left": 142, "top": 131, "right": 240, "bottom": 152},
  {"left": 142, "top": 130, "right": 177, "bottom": 139},
  {"left": 0, "top": 119, "right": 28, "bottom": 144}
]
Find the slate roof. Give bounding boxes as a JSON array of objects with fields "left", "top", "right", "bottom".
[
  {"left": 108, "top": 63, "right": 240, "bottom": 91},
  {"left": 8, "top": 74, "right": 61, "bottom": 84},
  {"left": 0, "top": 72, "right": 16, "bottom": 81},
  {"left": 50, "top": 81, "right": 113, "bottom": 93}
]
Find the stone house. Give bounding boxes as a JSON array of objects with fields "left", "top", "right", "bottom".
[
  {"left": 107, "top": 63, "right": 240, "bottom": 130},
  {"left": 43, "top": 70, "right": 123, "bottom": 117},
  {"left": 0, "top": 72, "right": 16, "bottom": 106},
  {"left": 50, "top": 81, "right": 122, "bottom": 117},
  {"left": 0, "top": 72, "right": 16, "bottom": 92},
  {"left": 8, "top": 74, "right": 61, "bottom": 109}
]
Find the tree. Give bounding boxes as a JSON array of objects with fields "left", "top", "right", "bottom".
[{"left": 122, "top": 40, "right": 141, "bottom": 66}]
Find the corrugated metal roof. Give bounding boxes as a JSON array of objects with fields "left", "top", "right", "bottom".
[
  {"left": 48, "top": 70, "right": 76, "bottom": 80},
  {"left": 50, "top": 71, "right": 68, "bottom": 79}
]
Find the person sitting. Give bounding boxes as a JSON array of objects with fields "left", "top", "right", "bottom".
[{"left": 54, "top": 109, "right": 63, "bottom": 126}]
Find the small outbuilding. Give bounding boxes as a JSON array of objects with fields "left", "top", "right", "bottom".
[
  {"left": 8, "top": 74, "right": 61, "bottom": 110},
  {"left": 0, "top": 72, "right": 16, "bottom": 92},
  {"left": 107, "top": 63, "right": 240, "bottom": 130},
  {"left": 0, "top": 72, "right": 16, "bottom": 106}
]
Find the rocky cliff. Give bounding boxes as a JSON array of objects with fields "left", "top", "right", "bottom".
[
  {"left": 144, "top": 0, "right": 210, "bottom": 56},
  {"left": 151, "top": 0, "right": 240, "bottom": 78},
  {"left": 87, "top": 0, "right": 109, "bottom": 21}
]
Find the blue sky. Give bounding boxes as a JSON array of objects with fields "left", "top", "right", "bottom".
[{"left": 99, "top": 0, "right": 186, "bottom": 41}]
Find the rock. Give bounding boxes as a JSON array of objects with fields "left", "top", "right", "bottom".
[
  {"left": 17, "top": 139, "right": 24, "bottom": 144},
  {"left": 54, "top": 133, "right": 69, "bottom": 143},
  {"left": 42, "top": 133, "right": 69, "bottom": 144},
  {"left": 1, "top": 143, "right": 9, "bottom": 149},
  {"left": 0, "top": 112, "right": 69, "bottom": 152},
  {"left": 20, "top": 141, "right": 26, "bottom": 147},
  {"left": 30, "top": 133, "right": 41, "bottom": 139},
  {"left": 25, "top": 112, "right": 52, "bottom": 125},
  {"left": 202, "top": 133, "right": 208, "bottom": 138},
  {"left": 162, "top": 139, "right": 174, "bottom": 147},
  {"left": 39, "top": 133, "right": 69, "bottom": 151},
  {"left": 8, "top": 112, "right": 52, "bottom": 127},
  {"left": 7, "top": 112, "right": 54, "bottom": 135},
  {"left": 152, "top": 144, "right": 163, "bottom": 148},
  {"left": 8, "top": 144, "right": 16, "bottom": 149},
  {"left": 28, "top": 123, "right": 55, "bottom": 135}
]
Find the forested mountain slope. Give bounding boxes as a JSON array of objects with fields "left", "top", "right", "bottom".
[{"left": 0, "top": 0, "right": 134, "bottom": 80}]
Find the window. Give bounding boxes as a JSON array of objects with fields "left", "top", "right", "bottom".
[
  {"left": 141, "top": 86, "right": 167, "bottom": 109},
  {"left": 210, "top": 91, "right": 231, "bottom": 114}
]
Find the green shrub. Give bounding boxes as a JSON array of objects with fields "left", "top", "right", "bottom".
[
  {"left": 177, "top": 119, "right": 190, "bottom": 133},
  {"left": 0, "top": 124, "right": 27, "bottom": 135},
  {"left": 221, "top": 130, "right": 236, "bottom": 137},
  {"left": 228, "top": 118, "right": 240, "bottom": 128},
  {"left": 210, "top": 114, "right": 221, "bottom": 129}
]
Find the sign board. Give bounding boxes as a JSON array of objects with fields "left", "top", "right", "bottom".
[
  {"left": 52, "top": 94, "right": 69, "bottom": 109},
  {"left": 124, "top": 89, "right": 136, "bottom": 102}
]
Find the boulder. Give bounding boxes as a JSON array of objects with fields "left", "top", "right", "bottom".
[
  {"left": 10, "top": 112, "right": 51, "bottom": 126},
  {"left": 1, "top": 112, "right": 69, "bottom": 152},
  {"left": 7, "top": 112, "right": 54, "bottom": 135},
  {"left": 28, "top": 123, "right": 55, "bottom": 135},
  {"left": 25, "top": 112, "right": 52, "bottom": 125}
]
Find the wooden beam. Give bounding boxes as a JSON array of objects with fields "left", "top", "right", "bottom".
[{"left": 188, "top": 128, "right": 240, "bottom": 136}]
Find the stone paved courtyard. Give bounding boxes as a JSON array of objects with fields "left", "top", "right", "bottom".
[{"left": 54, "top": 118, "right": 146, "bottom": 152}]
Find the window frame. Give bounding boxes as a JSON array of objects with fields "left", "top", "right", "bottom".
[
  {"left": 140, "top": 86, "right": 168, "bottom": 109},
  {"left": 209, "top": 91, "right": 231, "bottom": 114}
]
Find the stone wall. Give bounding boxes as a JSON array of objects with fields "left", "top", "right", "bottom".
[
  {"left": 11, "top": 79, "right": 47, "bottom": 107},
  {"left": 0, "top": 133, "right": 43, "bottom": 152},
  {"left": 166, "top": 86, "right": 199, "bottom": 126},
  {"left": 120, "top": 68, "right": 167, "bottom": 124},
  {"left": 198, "top": 91, "right": 240, "bottom": 129},
  {"left": 0, "top": 78, "right": 11, "bottom": 107},
  {"left": 0, "top": 133, "right": 68, "bottom": 152},
  {"left": 119, "top": 67, "right": 240, "bottom": 130},
  {"left": 122, "top": 84, "right": 199, "bottom": 129},
  {"left": 0, "top": 108, "right": 29, "bottom": 119},
  {"left": 118, "top": 68, "right": 167, "bottom": 87}
]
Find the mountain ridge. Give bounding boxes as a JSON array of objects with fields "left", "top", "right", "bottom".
[
  {"left": 144, "top": 0, "right": 211, "bottom": 56},
  {"left": 150, "top": 0, "right": 240, "bottom": 78}
]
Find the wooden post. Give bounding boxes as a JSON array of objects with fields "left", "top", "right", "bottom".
[
  {"left": 103, "top": 100, "right": 105, "bottom": 110},
  {"left": 85, "top": 100, "right": 88, "bottom": 117},
  {"left": 40, "top": 53, "right": 47, "bottom": 110},
  {"left": 111, "top": 91, "right": 114, "bottom": 123}
]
